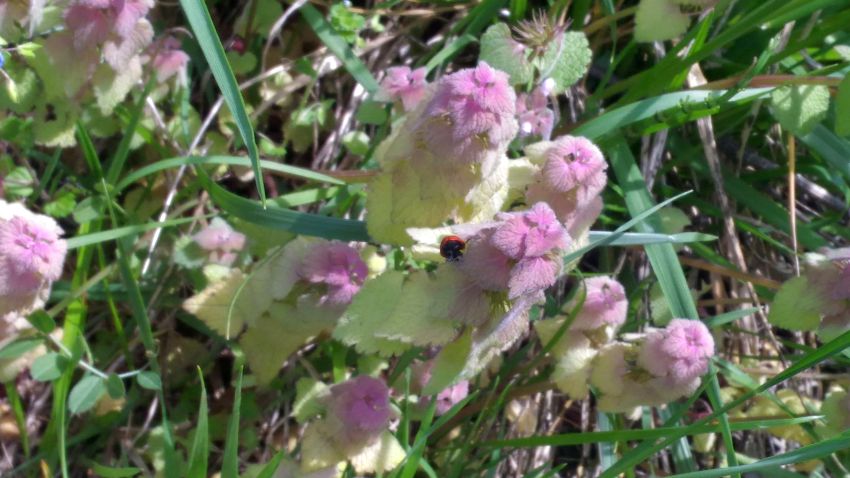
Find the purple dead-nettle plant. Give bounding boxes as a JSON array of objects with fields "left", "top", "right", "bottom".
[
  {"left": 0, "top": 200, "right": 67, "bottom": 318},
  {"left": 588, "top": 319, "right": 715, "bottom": 412},
  {"left": 409, "top": 359, "right": 470, "bottom": 416},
  {"left": 146, "top": 35, "right": 190, "bottom": 82},
  {"left": 459, "top": 202, "right": 570, "bottom": 302},
  {"left": 297, "top": 241, "right": 369, "bottom": 307},
  {"left": 376, "top": 66, "right": 428, "bottom": 112}
]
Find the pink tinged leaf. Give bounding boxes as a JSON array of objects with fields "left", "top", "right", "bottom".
[
  {"left": 507, "top": 256, "right": 560, "bottom": 300},
  {"left": 103, "top": 18, "right": 153, "bottom": 70},
  {"left": 298, "top": 241, "right": 368, "bottom": 306},
  {"left": 434, "top": 380, "right": 469, "bottom": 415},
  {"left": 152, "top": 47, "right": 189, "bottom": 82},
  {"left": 0, "top": 216, "right": 67, "bottom": 298},
  {"left": 64, "top": 4, "right": 111, "bottom": 50},
  {"left": 637, "top": 331, "right": 670, "bottom": 377},
  {"left": 112, "top": 0, "right": 152, "bottom": 39},
  {"left": 456, "top": 233, "right": 512, "bottom": 292}
]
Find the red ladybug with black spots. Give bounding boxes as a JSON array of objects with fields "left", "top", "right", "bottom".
[{"left": 440, "top": 235, "right": 466, "bottom": 262}]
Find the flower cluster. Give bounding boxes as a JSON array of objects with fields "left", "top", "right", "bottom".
[
  {"left": 535, "top": 276, "right": 628, "bottom": 398},
  {"left": 298, "top": 375, "right": 405, "bottom": 475},
  {"left": 192, "top": 218, "right": 246, "bottom": 267},
  {"left": 414, "top": 62, "right": 518, "bottom": 165},
  {"left": 459, "top": 202, "right": 569, "bottom": 302},
  {"left": 297, "top": 241, "right": 369, "bottom": 307},
  {"left": 511, "top": 135, "right": 608, "bottom": 239},
  {"left": 0, "top": 200, "right": 67, "bottom": 319},
  {"left": 591, "top": 319, "right": 715, "bottom": 412},
  {"left": 376, "top": 66, "right": 428, "bottom": 112},
  {"left": 516, "top": 82, "right": 555, "bottom": 140}
]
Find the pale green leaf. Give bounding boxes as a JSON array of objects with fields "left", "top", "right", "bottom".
[
  {"left": 539, "top": 31, "right": 592, "bottom": 94},
  {"left": 292, "top": 378, "right": 330, "bottom": 424},
  {"left": 767, "top": 276, "right": 823, "bottom": 331},
  {"left": 634, "top": 0, "right": 690, "bottom": 42},
  {"left": 479, "top": 23, "right": 533, "bottom": 85},
  {"left": 770, "top": 85, "right": 831, "bottom": 136},
  {"left": 423, "top": 330, "right": 472, "bottom": 396},
  {"left": 68, "top": 375, "right": 107, "bottom": 414}
]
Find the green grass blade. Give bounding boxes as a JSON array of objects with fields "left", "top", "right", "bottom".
[
  {"left": 106, "top": 79, "right": 155, "bottom": 185},
  {"left": 186, "top": 368, "right": 209, "bottom": 478},
  {"left": 300, "top": 4, "right": 379, "bottom": 94},
  {"left": 256, "top": 450, "right": 287, "bottom": 478},
  {"left": 199, "top": 169, "right": 370, "bottom": 241},
  {"left": 116, "top": 155, "right": 344, "bottom": 192},
  {"left": 221, "top": 365, "right": 244, "bottom": 478},
  {"left": 669, "top": 433, "right": 850, "bottom": 478},
  {"left": 483, "top": 416, "right": 821, "bottom": 448},
  {"left": 66, "top": 216, "right": 209, "bottom": 250},
  {"left": 606, "top": 136, "right": 737, "bottom": 474},
  {"left": 178, "top": 0, "right": 266, "bottom": 205}
]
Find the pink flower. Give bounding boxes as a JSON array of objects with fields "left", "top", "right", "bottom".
[
  {"left": 0, "top": 216, "right": 67, "bottom": 298},
  {"left": 193, "top": 219, "right": 246, "bottom": 266},
  {"left": 516, "top": 86, "right": 554, "bottom": 140},
  {"left": 0, "top": 204, "right": 67, "bottom": 320},
  {"left": 298, "top": 241, "right": 368, "bottom": 306},
  {"left": 417, "top": 62, "right": 518, "bottom": 163},
  {"left": 64, "top": 0, "right": 153, "bottom": 69},
  {"left": 638, "top": 319, "right": 715, "bottom": 384},
  {"left": 541, "top": 136, "right": 607, "bottom": 198},
  {"left": 377, "top": 66, "right": 428, "bottom": 111},
  {"left": 456, "top": 230, "right": 512, "bottom": 292},
  {"left": 491, "top": 202, "right": 568, "bottom": 260},
  {"left": 327, "top": 376, "right": 392, "bottom": 444},
  {"left": 458, "top": 203, "right": 569, "bottom": 301},
  {"left": 149, "top": 36, "right": 189, "bottom": 82},
  {"left": 568, "top": 276, "right": 628, "bottom": 331}
]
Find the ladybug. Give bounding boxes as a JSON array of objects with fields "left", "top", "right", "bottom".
[{"left": 440, "top": 235, "right": 466, "bottom": 262}]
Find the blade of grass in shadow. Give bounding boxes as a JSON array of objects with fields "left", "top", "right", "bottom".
[
  {"left": 105, "top": 79, "right": 156, "bottom": 185},
  {"left": 222, "top": 365, "right": 244, "bottom": 478},
  {"left": 483, "top": 416, "right": 821, "bottom": 448},
  {"left": 116, "top": 156, "right": 344, "bottom": 192},
  {"left": 198, "top": 168, "right": 370, "bottom": 241},
  {"left": 186, "top": 368, "right": 209, "bottom": 478},
  {"left": 668, "top": 433, "right": 850, "bottom": 478},
  {"left": 178, "top": 0, "right": 265, "bottom": 205},
  {"left": 66, "top": 216, "right": 211, "bottom": 250},
  {"left": 606, "top": 136, "right": 737, "bottom": 474},
  {"left": 300, "top": 4, "right": 379, "bottom": 94}
]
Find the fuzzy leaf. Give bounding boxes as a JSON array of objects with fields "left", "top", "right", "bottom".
[
  {"left": 240, "top": 301, "right": 340, "bottom": 384},
  {"left": 333, "top": 271, "right": 412, "bottom": 356},
  {"left": 539, "top": 31, "right": 592, "bottom": 93},
  {"left": 768, "top": 276, "right": 823, "bottom": 331},
  {"left": 423, "top": 330, "right": 472, "bottom": 396},
  {"left": 365, "top": 160, "right": 458, "bottom": 245},
  {"left": 770, "top": 85, "right": 830, "bottom": 136},
  {"left": 93, "top": 56, "right": 143, "bottom": 115},
  {"left": 292, "top": 378, "right": 330, "bottom": 424},
  {"left": 349, "top": 431, "right": 405, "bottom": 474},
  {"left": 456, "top": 156, "right": 509, "bottom": 223},
  {"left": 479, "top": 23, "right": 533, "bottom": 85},
  {"left": 374, "top": 269, "right": 460, "bottom": 347},
  {"left": 634, "top": 0, "right": 690, "bottom": 42},
  {"left": 835, "top": 74, "right": 850, "bottom": 137},
  {"left": 182, "top": 270, "right": 249, "bottom": 338},
  {"left": 301, "top": 422, "right": 345, "bottom": 473}
]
